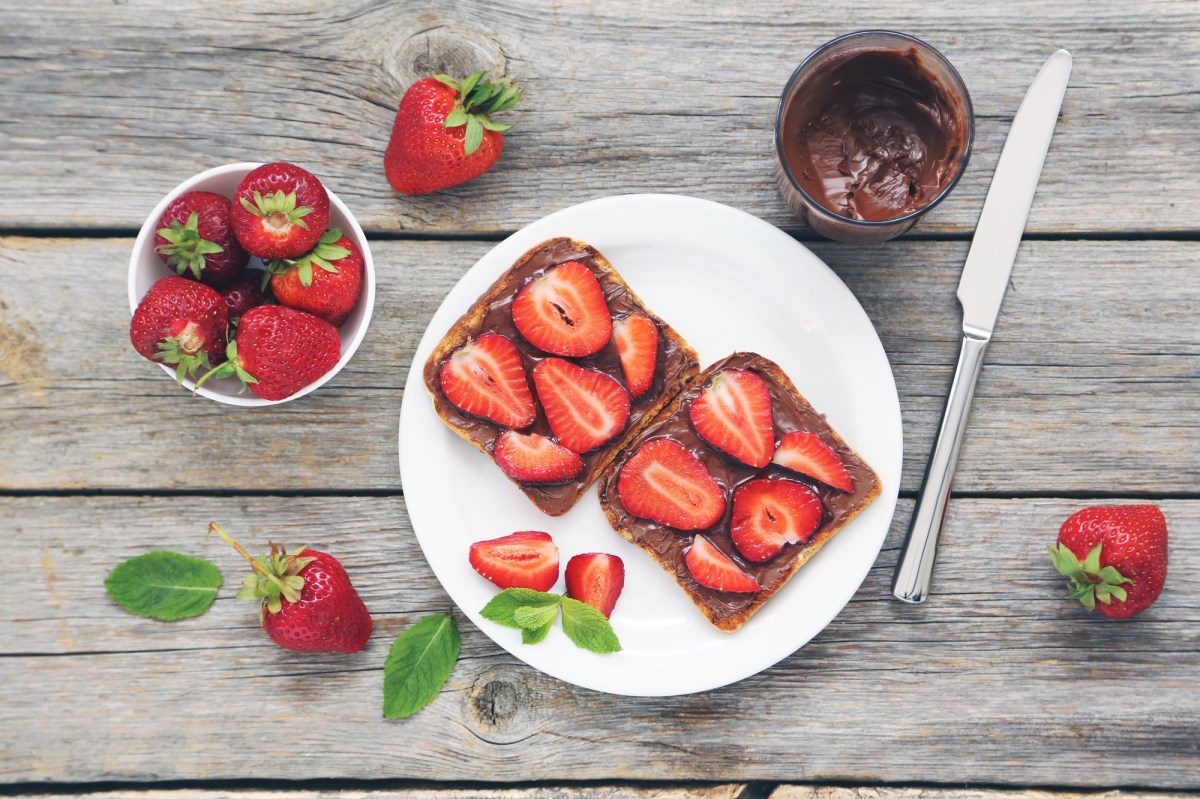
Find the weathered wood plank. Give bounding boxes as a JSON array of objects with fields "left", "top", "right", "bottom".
[
  {"left": 3, "top": 496, "right": 1197, "bottom": 785},
  {"left": 1, "top": 238, "right": 1196, "bottom": 494},
  {"left": 0, "top": 1, "right": 1197, "bottom": 235},
  {"left": 10, "top": 789, "right": 746, "bottom": 799},
  {"left": 774, "top": 790, "right": 1200, "bottom": 799}
]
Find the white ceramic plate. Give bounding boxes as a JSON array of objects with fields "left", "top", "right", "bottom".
[{"left": 399, "top": 194, "right": 902, "bottom": 696}]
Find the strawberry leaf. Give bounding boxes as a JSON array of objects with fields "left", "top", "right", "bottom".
[
  {"left": 458, "top": 70, "right": 486, "bottom": 99},
  {"left": 443, "top": 106, "right": 468, "bottom": 128},
  {"left": 431, "top": 74, "right": 458, "bottom": 90},
  {"left": 382, "top": 613, "right": 460, "bottom": 719},
  {"left": 479, "top": 117, "right": 514, "bottom": 132},
  {"left": 105, "top": 551, "right": 222, "bottom": 621},
  {"left": 464, "top": 116, "right": 484, "bottom": 156}
]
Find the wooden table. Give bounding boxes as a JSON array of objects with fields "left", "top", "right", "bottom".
[{"left": 3, "top": 3, "right": 1198, "bottom": 798}]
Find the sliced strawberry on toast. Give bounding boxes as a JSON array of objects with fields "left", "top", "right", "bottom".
[
  {"left": 512, "top": 261, "right": 612, "bottom": 357},
  {"left": 469, "top": 531, "right": 560, "bottom": 591},
  {"left": 689, "top": 369, "right": 774, "bottom": 468},
  {"left": 614, "top": 314, "right": 659, "bottom": 397},
  {"left": 565, "top": 553, "right": 625, "bottom": 618},
  {"left": 730, "top": 478, "right": 824, "bottom": 562},
  {"left": 685, "top": 535, "right": 761, "bottom": 593},
  {"left": 773, "top": 431, "right": 854, "bottom": 492},
  {"left": 494, "top": 431, "right": 584, "bottom": 484},
  {"left": 532, "top": 357, "right": 631, "bottom": 453},
  {"left": 617, "top": 438, "right": 726, "bottom": 530},
  {"left": 440, "top": 333, "right": 536, "bottom": 429}
]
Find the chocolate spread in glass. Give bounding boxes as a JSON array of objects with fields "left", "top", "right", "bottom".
[
  {"left": 781, "top": 49, "right": 966, "bottom": 222},
  {"left": 598, "top": 353, "right": 880, "bottom": 628}
]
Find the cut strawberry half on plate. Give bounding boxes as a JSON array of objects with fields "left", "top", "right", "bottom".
[
  {"left": 440, "top": 333, "right": 536, "bottom": 429},
  {"left": 469, "top": 531, "right": 560, "bottom": 591},
  {"left": 532, "top": 357, "right": 630, "bottom": 453},
  {"left": 493, "top": 431, "right": 584, "bottom": 484},
  {"left": 730, "top": 478, "right": 824, "bottom": 562},
  {"left": 617, "top": 438, "right": 726, "bottom": 530},
  {"left": 772, "top": 430, "right": 854, "bottom": 492},
  {"left": 511, "top": 261, "right": 612, "bottom": 357},
  {"left": 689, "top": 369, "right": 774, "bottom": 468},
  {"left": 613, "top": 314, "right": 659, "bottom": 397},
  {"left": 565, "top": 553, "right": 625, "bottom": 618},
  {"left": 685, "top": 535, "right": 761, "bottom": 594}
]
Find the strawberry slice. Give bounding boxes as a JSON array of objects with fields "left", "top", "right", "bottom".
[
  {"left": 493, "top": 431, "right": 584, "bottom": 484},
  {"left": 511, "top": 261, "right": 613, "bottom": 357},
  {"left": 440, "top": 333, "right": 536, "bottom": 429},
  {"left": 689, "top": 369, "right": 774, "bottom": 468},
  {"left": 685, "top": 535, "right": 761, "bottom": 593},
  {"left": 617, "top": 438, "right": 726, "bottom": 530},
  {"left": 730, "top": 478, "right": 824, "bottom": 562},
  {"left": 613, "top": 314, "right": 659, "bottom": 397},
  {"left": 532, "top": 357, "right": 630, "bottom": 453},
  {"left": 565, "top": 553, "right": 625, "bottom": 618},
  {"left": 469, "top": 531, "right": 559, "bottom": 591},
  {"left": 772, "top": 431, "right": 854, "bottom": 492}
]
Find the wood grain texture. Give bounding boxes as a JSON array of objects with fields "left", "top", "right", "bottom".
[
  {"left": 774, "top": 790, "right": 1200, "bottom": 799},
  {"left": 10, "top": 790, "right": 745, "bottom": 799},
  {"left": 1, "top": 237, "right": 1196, "bottom": 494},
  {"left": 3, "top": 495, "right": 1197, "bottom": 785},
  {"left": 0, "top": 1, "right": 1196, "bottom": 235}
]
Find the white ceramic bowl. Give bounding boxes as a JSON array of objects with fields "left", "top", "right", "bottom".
[{"left": 128, "top": 162, "right": 375, "bottom": 406}]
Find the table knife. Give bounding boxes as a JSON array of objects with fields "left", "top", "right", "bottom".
[{"left": 892, "top": 49, "right": 1073, "bottom": 603}]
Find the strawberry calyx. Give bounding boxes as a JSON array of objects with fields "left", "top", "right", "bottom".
[
  {"left": 239, "top": 190, "right": 314, "bottom": 232},
  {"left": 1048, "top": 542, "right": 1133, "bottom": 611},
  {"left": 154, "top": 334, "right": 213, "bottom": 383},
  {"left": 433, "top": 71, "right": 522, "bottom": 156},
  {"left": 193, "top": 340, "right": 258, "bottom": 394},
  {"left": 210, "top": 523, "right": 316, "bottom": 619},
  {"left": 156, "top": 212, "right": 224, "bottom": 280},
  {"left": 264, "top": 227, "right": 350, "bottom": 289}
]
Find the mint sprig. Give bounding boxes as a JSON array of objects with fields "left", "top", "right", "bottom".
[
  {"left": 480, "top": 588, "right": 621, "bottom": 654},
  {"left": 104, "top": 551, "right": 223, "bottom": 621},
  {"left": 383, "top": 613, "right": 461, "bottom": 719}
]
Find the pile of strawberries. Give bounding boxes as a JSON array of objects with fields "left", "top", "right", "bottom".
[{"left": 130, "top": 162, "right": 364, "bottom": 401}]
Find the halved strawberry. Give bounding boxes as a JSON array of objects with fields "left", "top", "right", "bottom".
[
  {"left": 469, "top": 531, "right": 559, "bottom": 591},
  {"left": 613, "top": 314, "right": 659, "bottom": 397},
  {"left": 689, "top": 369, "right": 774, "bottom": 468},
  {"left": 494, "top": 431, "right": 584, "bottom": 484},
  {"left": 565, "top": 553, "right": 625, "bottom": 618},
  {"left": 440, "top": 333, "right": 536, "bottom": 429},
  {"left": 532, "top": 357, "right": 630, "bottom": 453},
  {"left": 772, "top": 431, "right": 854, "bottom": 492},
  {"left": 730, "top": 478, "right": 824, "bottom": 562},
  {"left": 617, "top": 438, "right": 726, "bottom": 530},
  {"left": 511, "top": 261, "right": 612, "bottom": 357},
  {"left": 685, "top": 535, "right": 761, "bottom": 593}
]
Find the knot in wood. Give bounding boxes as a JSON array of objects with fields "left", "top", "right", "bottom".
[
  {"left": 383, "top": 17, "right": 508, "bottom": 93},
  {"left": 472, "top": 677, "right": 519, "bottom": 727}
]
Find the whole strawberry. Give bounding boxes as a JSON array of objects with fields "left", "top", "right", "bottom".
[
  {"left": 211, "top": 524, "right": 372, "bottom": 653},
  {"left": 267, "top": 228, "right": 363, "bottom": 326},
  {"left": 196, "top": 305, "right": 341, "bottom": 401},
  {"left": 130, "top": 275, "right": 228, "bottom": 382},
  {"left": 1048, "top": 505, "right": 1168, "bottom": 619},
  {"left": 231, "top": 162, "right": 330, "bottom": 259},
  {"left": 385, "top": 71, "right": 522, "bottom": 195},
  {"left": 217, "top": 272, "right": 266, "bottom": 325},
  {"left": 154, "top": 191, "right": 249, "bottom": 286}
]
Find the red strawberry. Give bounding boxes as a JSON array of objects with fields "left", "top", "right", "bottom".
[
  {"left": 617, "top": 438, "right": 726, "bottom": 530},
  {"left": 439, "top": 333, "right": 536, "bottom": 429},
  {"left": 196, "top": 305, "right": 340, "bottom": 401},
  {"left": 685, "top": 535, "right": 760, "bottom": 594},
  {"left": 772, "top": 431, "right": 854, "bottom": 492},
  {"left": 210, "top": 524, "right": 372, "bottom": 653},
  {"left": 565, "top": 553, "right": 625, "bottom": 618},
  {"left": 1049, "top": 505, "right": 1168, "bottom": 619},
  {"left": 217, "top": 272, "right": 265, "bottom": 324},
  {"left": 268, "top": 228, "right": 363, "bottom": 326},
  {"left": 494, "top": 431, "right": 583, "bottom": 484},
  {"left": 730, "top": 478, "right": 824, "bottom": 562},
  {"left": 154, "top": 191, "right": 248, "bottom": 287},
  {"left": 231, "top": 162, "right": 330, "bottom": 258},
  {"left": 613, "top": 314, "right": 659, "bottom": 397},
  {"left": 689, "top": 369, "right": 774, "bottom": 468},
  {"left": 511, "top": 262, "right": 612, "bottom": 357},
  {"left": 532, "top": 358, "right": 630, "bottom": 453},
  {"left": 385, "top": 72, "right": 522, "bottom": 195},
  {"left": 469, "top": 531, "right": 559, "bottom": 591},
  {"left": 130, "top": 275, "right": 229, "bottom": 383}
]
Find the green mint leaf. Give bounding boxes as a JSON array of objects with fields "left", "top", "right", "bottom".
[
  {"left": 480, "top": 588, "right": 561, "bottom": 628},
  {"left": 104, "top": 551, "right": 222, "bottom": 621},
  {"left": 513, "top": 603, "right": 559, "bottom": 631},
  {"left": 522, "top": 617, "right": 554, "bottom": 644},
  {"left": 559, "top": 596, "right": 621, "bottom": 654},
  {"left": 383, "top": 613, "right": 461, "bottom": 719}
]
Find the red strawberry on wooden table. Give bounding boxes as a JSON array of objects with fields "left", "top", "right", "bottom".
[
  {"left": 689, "top": 368, "right": 775, "bottom": 468},
  {"left": 617, "top": 438, "right": 726, "bottom": 530},
  {"left": 439, "top": 333, "right": 536, "bottom": 429},
  {"left": 511, "top": 261, "right": 613, "bottom": 357},
  {"left": 730, "top": 478, "right": 824, "bottom": 563},
  {"left": 493, "top": 431, "right": 584, "bottom": 484},
  {"left": 1049, "top": 504, "right": 1168, "bottom": 619},
  {"left": 196, "top": 305, "right": 340, "bottom": 401},
  {"left": 685, "top": 535, "right": 761, "bottom": 594},
  {"left": 154, "top": 191, "right": 248, "bottom": 287},
  {"left": 533, "top": 357, "right": 631, "bottom": 453},
  {"left": 385, "top": 71, "right": 522, "bottom": 195},
  {"left": 565, "top": 553, "right": 625, "bottom": 618},
  {"left": 130, "top": 275, "right": 229, "bottom": 383},
  {"left": 210, "top": 523, "right": 372, "bottom": 653},
  {"left": 772, "top": 430, "right": 854, "bottom": 492},
  {"left": 469, "top": 531, "right": 559, "bottom": 591},
  {"left": 231, "top": 162, "right": 330, "bottom": 259},
  {"left": 613, "top": 314, "right": 659, "bottom": 397},
  {"left": 268, "top": 228, "right": 363, "bottom": 326}
]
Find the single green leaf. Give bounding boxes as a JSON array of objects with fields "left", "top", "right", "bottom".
[
  {"left": 1109, "top": 585, "right": 1128, "bottom": 602},
  {"left": 481, "top": 588, "right": 562, "bottom": 628},
  {"left": 559, "top": 596, "right": 621, "bottom": 654},
  {"left": 432, "top": 73, "right": 458, "bottom": 90},
  {"left": 443, "top": 106, "right": 468, "bottom": 128},
  {"left": 1081, "top": 543, "right": 1103, "bottom": 574},
  {"left": 458, "top": 70, "right": 485, "bottom": 99},
  {"left": 513, "top": 603, "right": 559, "bottom": 631},
  {"left": 104, "top": 551, "right": 222, "bottom": 621},
  {"left": 479, "top": 117, "right": 514, "bottom": 132},
  {"left": 383, "top": 613, "right": 461, "bottom": 719},
  {"left": 464, "top": 116, "right": 484, "bottom": 155},
  {"left": 1097, "top": 565, "right": 1131, "bottom": 585},
  {"left": 1050, "top": 544, "right": 1082, "bottom": 577},
  {"left": 521, "top": 617, "right": 554, "bottom": 644}
]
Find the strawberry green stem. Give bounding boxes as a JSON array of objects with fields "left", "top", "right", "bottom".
[{"left": 209, "top": 522, "right": 287, "bottom": 592}]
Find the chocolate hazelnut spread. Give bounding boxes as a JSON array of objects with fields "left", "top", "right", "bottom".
[
  {"left": 598, "top": 353, "right": 880, "bottom": 629},
  {"left": 781, "top": 49, "right": 967, "bottom": 222}
]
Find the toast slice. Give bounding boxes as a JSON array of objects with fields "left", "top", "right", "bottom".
[
  {"left": 597, "top": 352, "right": 881, "bottom": 631},
  {"left": 422, "top": 237, "right": 701, "bottom": 515}
]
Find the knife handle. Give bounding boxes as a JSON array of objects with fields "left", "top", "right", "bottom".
[{"left": 892, "top": 331, "right": 990, "bottom": 603}]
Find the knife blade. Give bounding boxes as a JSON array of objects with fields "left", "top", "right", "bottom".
[{"left": 892, "top": 49, "right": 1073, "bottom": 604}]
